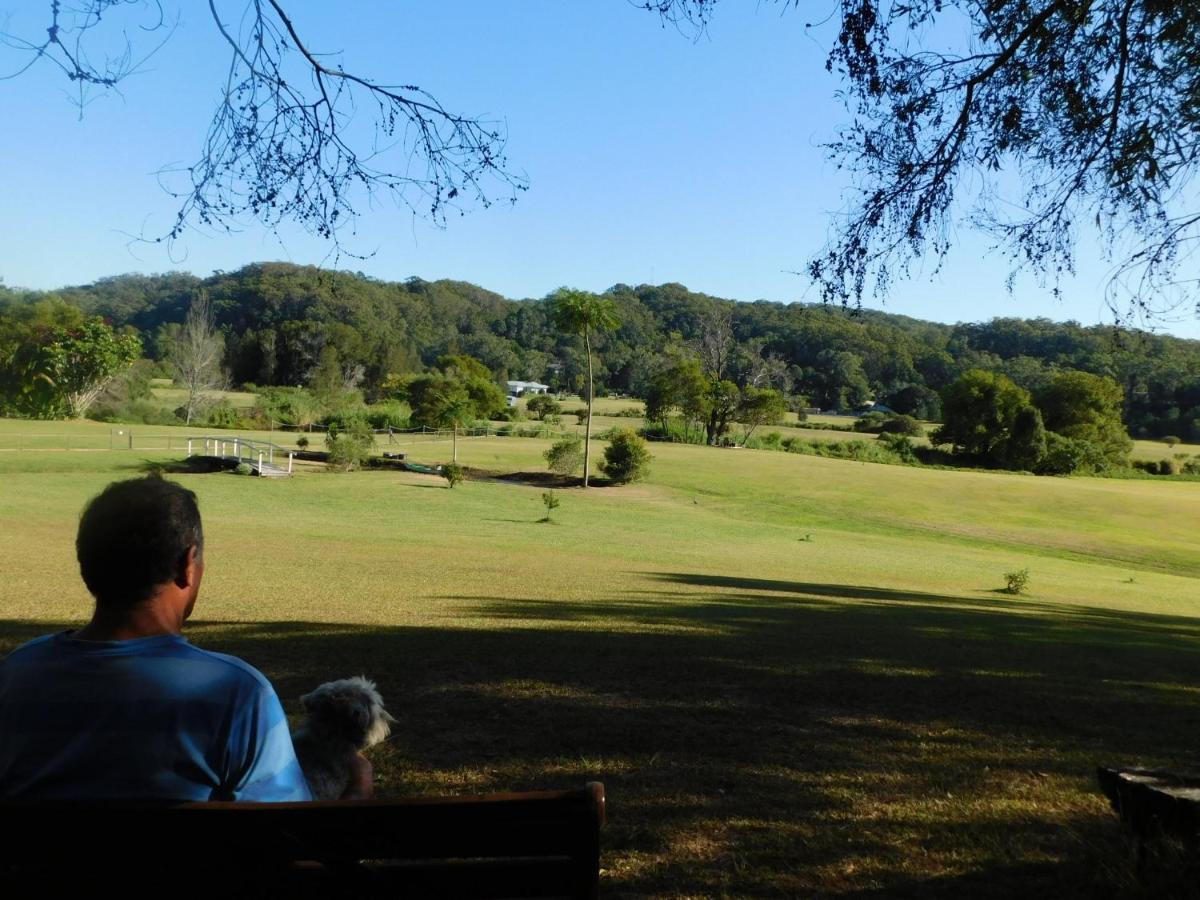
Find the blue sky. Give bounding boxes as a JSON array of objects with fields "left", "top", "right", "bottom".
[{"left": 1, "top": 2, "right": 1196, "bottom": 338}]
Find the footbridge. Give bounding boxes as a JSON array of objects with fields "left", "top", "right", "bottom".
[{"left": 187, "top": 436, "right": 295, "bottom": 477}]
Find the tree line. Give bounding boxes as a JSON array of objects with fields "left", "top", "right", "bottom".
[{"left": 2, "top": 263, "right": 1198, "bottom": 447}]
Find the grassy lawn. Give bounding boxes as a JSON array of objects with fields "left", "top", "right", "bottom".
[{"left": 1, "top": 421, "right": 1198, "bottom": 895}]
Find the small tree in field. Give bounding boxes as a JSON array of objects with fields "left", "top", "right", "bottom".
[
  {"left": 441, "top": 462, "right": 465, "bottom": 488},
  {"left": 544, "top": 435, "right": 584, "bottom": 476},
  {"left": 540, "top": 490, "right": 560, "bottom": 522},
  {"left": 325, "top": 420, "right": 374, "bottom": 471},
  {"left": 601, "top": 429, "right": 652, "bottom": 484},
  {"left": 526, "top": 394, "right": 561, "bottom": 421}
]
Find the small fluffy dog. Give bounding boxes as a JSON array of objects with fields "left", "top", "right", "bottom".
[{"left": 292, "top": 676, "right": 395, "bottom": 801}]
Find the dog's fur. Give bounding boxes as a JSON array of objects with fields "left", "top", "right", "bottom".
[{"left": 291, "top": 676, "right": 395, "bottom": 801}]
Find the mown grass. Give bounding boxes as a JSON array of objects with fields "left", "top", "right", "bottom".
[{"left": 1, "top": 423, "right": 1198, "bottom": 896}]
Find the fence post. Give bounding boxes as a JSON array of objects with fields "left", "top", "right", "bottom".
[
  {"left": 258, "top": 450, "right": 264, "bottom": 471},
  {"left": 128, "top": 431, "right": 133, "bottom": 450},
  {"left": 187, "top": 439, "right": 193, "bottom": 457},
  {"left": 288, "top": 452, "right": 294, "bottom": 475}
]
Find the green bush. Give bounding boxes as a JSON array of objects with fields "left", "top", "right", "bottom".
[
  {"left": 295, "top": 435, "right": 310, "bottom": 449},
  {"left": 1162, "top": 435, "right": 1181, "bottom": 447},
  {"left": 601, "top": 429, "right": 652, "bottom": 484},
  {"left": 878, "top": 432, "right": 918, "bottom": 462},
  {"left": 234, "top": 462, "right": 253, "bottom": 476},
  {"left": 526, "top": 394, "right": 562, "bottom": 420},
  {"left": 780, "top": 436, "right": 913, "bottom": 466},
  {"left": 325, "top": 420, "right": 375, "bottom": 471},
  {"left": 91, "top": 399, "right": 181, "bottom": 426},
  {"left": 441, "top": 462, "right": 465, "bottom": 488},
  {"left": 1003, "top": 568, "right": 1031, "bottom": 595},
  {"left": 203, "top": 400, "right": 245, "bottom": 429},
  {"left": 1035, "top": 432, "right": 1108, "bottom": 475},
  {"left": 638, "top": 419, "right": 705, "bottom": 444},
  {"left": 878, "top": 414, "right": 924, "bottom": 436},
  {"left": 853, "top": 412, "right": 889, "bottom": 433},
  {"left": 1184, "top": 459, "right": 1200, "bottom": 475},
  {"left": 1158, "top": 458, "right": 1181, "bottom": 476},
  {"left": 363, "top": 400, "right": 412, "bottom": 430},
  {"left": 545, "top": 435, "right": 585, "bottom": 475}
]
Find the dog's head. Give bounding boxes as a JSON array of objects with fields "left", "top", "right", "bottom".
[{"left": 300, "top": 676, "right": 396, "bottom": 749}]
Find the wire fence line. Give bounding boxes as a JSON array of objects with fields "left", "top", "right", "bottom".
[{"left": 0, "top": 423, "right": 586, "bottom": 453}]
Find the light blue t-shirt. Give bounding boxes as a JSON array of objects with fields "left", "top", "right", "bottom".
[{"left": 0, "top": 632, "right": 312, "bottom": 802}]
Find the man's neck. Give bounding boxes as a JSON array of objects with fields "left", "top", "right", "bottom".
[{"left": 74, "top": 596, "right": 186, "bottom": 642}]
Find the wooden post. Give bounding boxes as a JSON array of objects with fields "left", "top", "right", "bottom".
[
  {"left": 128, "top": 431, "right": 133, "bottom": 450},
  {"left": 288, "top": 453, "right": 294, "bottom": 474},
  {"left": 187, "top": 439, "right": 193, "bottom": 457},
  {"left": 258, "top": 451, "right": 263, "bottom": 471}
]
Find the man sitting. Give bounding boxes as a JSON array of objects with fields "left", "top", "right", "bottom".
[{"left": 0, "top": 476, "right": 313, "bottom": 801}]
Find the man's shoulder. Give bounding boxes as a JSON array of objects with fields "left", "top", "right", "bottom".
[
  {"left": 3, "top": 633, "right": 276, "bottom": 697},
  {"left": 188, "top": 645, "right": 278, "bottom": 695}
]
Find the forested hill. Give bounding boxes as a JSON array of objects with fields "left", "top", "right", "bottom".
[{"left": 3, "top": 262, "right": 1199, "bottom": 439}]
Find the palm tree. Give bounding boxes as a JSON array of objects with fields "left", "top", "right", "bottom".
[{"left": 549, "top": 288, "right": 620, "bottom": 487}]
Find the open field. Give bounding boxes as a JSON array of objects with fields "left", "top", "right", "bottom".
[{"left": 1, "top": 419, "right": 1199, "bottom": 895}]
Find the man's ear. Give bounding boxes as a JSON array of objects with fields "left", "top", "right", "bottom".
[{"left": 175, "top": 544, "right": 203, "bottom": 590}]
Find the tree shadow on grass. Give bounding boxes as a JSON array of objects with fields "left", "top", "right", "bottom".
[{"left": 2, "top": 579, "right": 1195, "bottom": 896}]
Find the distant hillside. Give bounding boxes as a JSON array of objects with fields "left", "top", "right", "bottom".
[{"left": 2, "top": 263, "right": 1198, "bottom": 438}]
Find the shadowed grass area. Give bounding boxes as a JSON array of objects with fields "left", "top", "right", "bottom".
[
  {"left": 1, "top": 436, "right": 1198, "bottom": 895},
  {"left": 3, "top": 587, "right": 1196, "bottom": 896}
]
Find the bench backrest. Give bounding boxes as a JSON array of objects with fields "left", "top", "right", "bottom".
[{"left": 0, "top": 782, "right": 605, "bottom": 898}]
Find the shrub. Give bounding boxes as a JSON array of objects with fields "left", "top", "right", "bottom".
[
  {"left": 1163, "top": 435, "right": 1181, "bottom": 447},
  {"left": 1003, "top": 568, "right": 1031, "bottom": 595},
  {"left": 441, "top": 462, "right": 465, "bottom": 488},
  {"left": 363, "top": 400, "right": 412, "bottom": 430},
  {"left": 203, "top": 400, "right": 245, "bottom": 429},
  {"left": 540, "top": 490, "right": 560, "bottom": 522},
  {"left": 878, "top": 432, "right": 918, "bottom": 462},
  {"left": 1035, "top": 432, "right": 1108, "bottom": 475},
  {"left": 569, "top": 407, "right": 590, "bottom": 425},
  {"left": 295, "top": 435, "right": 310, "bottom": 449},
  {"left": 878, "top": 414, "right": 924, "bottom": 436},
  {"left": 545, "top": 435, "right": 585, "bottom": 475},
  {"left": 234, "top": 462, "right": 253, "bottom": 476},
  {"left": 853, "top": 412, "right": 890, "bottom": 433},
  {"left": 601, "top": 429, "right": 652, "bottom": 484},
  {"left": 91, "top": 399, "right": 181, "bottom": 426},
  {"left": 758, "top": 431, "right": 784, "bottom": 450},
  {"left": 325, "top": 420, "right": 375, "bottom": 471},
  {"left": 1183, "top": 459, "right": 1200, "bottom": 475},
  {"left": 1158, "top": 458, "right": 1181, "bottom": 476}
]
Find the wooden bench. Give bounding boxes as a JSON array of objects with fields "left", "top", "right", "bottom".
[{"left": 0, "top": 782, "right": 605, "bottom": 899}]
